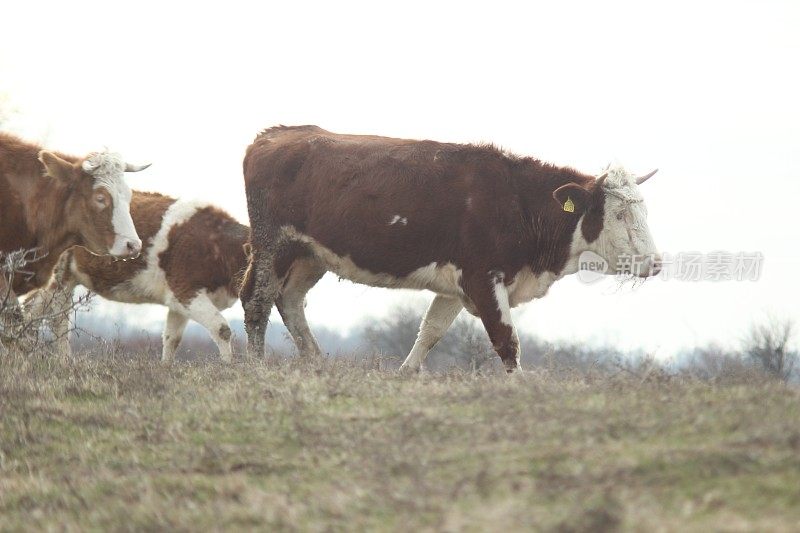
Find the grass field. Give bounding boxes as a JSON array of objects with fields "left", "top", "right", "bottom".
[{"left": 2, "top": 351, "right": 800, "bottom": 532}]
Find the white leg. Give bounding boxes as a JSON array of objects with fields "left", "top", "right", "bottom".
[
  {"left": 50, "top": 292, "right": 73, "bottom": 356},
  {"left": 276, "top": 258, "right": 325, "bottom": 357},
  {"left": 400, "top": 295, "right": 463, "bottom": 371},
  {"left": 161, "top": 309, "right": 189, "bottom": 362},
  {"left": 186, "top": 292, "right": 234, "bottom": 363}
]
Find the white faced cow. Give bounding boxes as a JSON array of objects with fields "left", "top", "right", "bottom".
[
  {"left": 0, "top": 132, "right": 147, "bottom": 316},
  {"left": 25, "top": 191, "right": 249, "bottom": 362},
  {"left": 241, "top": 126, "right": 661, "bottom": 372}
]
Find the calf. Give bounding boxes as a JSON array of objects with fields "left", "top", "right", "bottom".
[
  {"left": 26, "top": 191, "right": 249, "bottom": 361},
  {"left": 241, "top": 126, "right": 662, "bottom": 372}
]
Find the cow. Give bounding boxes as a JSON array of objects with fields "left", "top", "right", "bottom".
[
  {"left": 0, "top": 132, "right": 148, "bottom": 314},
  {"left": 25, "top": 191, "right": 250, "bottom": 362},
  {"left": 240, "top": 125, "right": 661, "bottom": 373}
]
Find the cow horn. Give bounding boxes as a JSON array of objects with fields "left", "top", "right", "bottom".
[
  {"left": 595, "top": 172, "right": 608, "bottom": 187},
  {"left": 635, "top": 169, "right": 658, "bottom": 185},
  {"left": 125, "top": 162, "right": 151, "bottom": 172}
]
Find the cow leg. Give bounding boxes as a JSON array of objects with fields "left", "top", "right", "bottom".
[
  {"left": 44, "top": 281, "right": 78, "bottom": 356},
  {"left": 161, "top": 309, "right": 189, "bottom": 362},
  {"left": 241, "top": 239, "right": 287, "bottom": 359},
  {"left": 185, "top": 292, "right": 234, "bottom": 363},
  {"left": 275, "top": 257, "right": 326, "bottom": 358},
  {"left": 399, "top": 295, "right": 463, "bottom": 372},
  {"left": 463, "top": 273, "right": 521, "bottom": 373}
]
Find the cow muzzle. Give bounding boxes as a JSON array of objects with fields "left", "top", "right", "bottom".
[
  {"left": 638, "top": 253, "right": 662, "bottom": 277},
  {"left": 124, "top": 239, "right": 143, "bottom": 259},
  {"left": 110, "top": 236, "right": 142, "bottom": 259}
]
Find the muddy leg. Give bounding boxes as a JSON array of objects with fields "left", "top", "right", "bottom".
[{"left": 240, "top": 237, "right": 289, "bottom": 358}]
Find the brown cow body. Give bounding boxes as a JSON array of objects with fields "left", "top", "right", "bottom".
[
  {"left": 26, "top": 191, "right": 249, "bottom": 361},
  {"left": 0, "top": 132, "right": 147, "bottom": 308},
  {"left": 241, "top": 126, "right": 661, "bottom": 372}
]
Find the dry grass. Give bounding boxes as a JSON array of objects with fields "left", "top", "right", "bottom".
[{"left": 1, "top": 351, "right": 800, "bottom": 532}]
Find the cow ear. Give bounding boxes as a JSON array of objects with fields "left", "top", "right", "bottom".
[
  {"left": 552, "top": 183, "right": 591, "bottom": 214},
  {"left": 38, "top": 151, "right": 76, "bottom": 183}
]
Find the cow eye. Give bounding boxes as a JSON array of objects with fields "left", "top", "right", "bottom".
[
  {"left": 94, "top": 194, "right": 107, "bottom": 208},
  {"left": 616, "top": 211, "right": 625, "bottom": 221}
]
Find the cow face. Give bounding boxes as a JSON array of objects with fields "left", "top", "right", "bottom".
[
  {"left": 554, "top": 165, "right": 661, "bottom": 277},
  {"left": 38, "top": 150, "right": 150, "bottom": 258}
]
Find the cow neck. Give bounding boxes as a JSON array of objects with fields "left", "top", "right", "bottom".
[
  {"left": 511, "top": 160, "right": 592, "bottom": 275},
  {"left": 3, "top": 145, "right": 80, "bottom": 257}
]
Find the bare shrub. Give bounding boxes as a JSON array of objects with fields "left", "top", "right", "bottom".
[
  {"left": 678, "top": 344, "right": 762, "bottom": 383},
  {"left": 1, "top": 248, "right": 92, "bottom": 355},
  {"left": 362, "top": 304, "right": 421, "bottom": 360},
  {"left": 522, "top": 338, "right": 629, "bottom": 375},
  {"left": 443, "top": 318, "right": 494, "bottom": 371},
  {"left": 1, "top": 249, "right": 46, "bottom": 352},
  {"left": 743, "top": 316, "right": 798, "bottom": 382}
]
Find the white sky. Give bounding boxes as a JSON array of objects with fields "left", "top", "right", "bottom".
[{"left": 2, "top": 1, "right": 799, "bottom": 356}]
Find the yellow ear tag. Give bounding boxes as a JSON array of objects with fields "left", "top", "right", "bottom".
[{"left": 563, "top": 197, "right": 575, "bottom": 213}]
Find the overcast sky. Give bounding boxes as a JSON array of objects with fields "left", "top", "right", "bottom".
[{"left": 2, "top": 1, "right": 799, "bottom": 357}]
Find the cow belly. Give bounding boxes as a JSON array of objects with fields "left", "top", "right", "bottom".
[
  {"left": 87, "top": 277, "right": 167, "bottom": 305},
  {"left": 284, "top": 227, "right": 464, "bottom": 296},
  {"left": 107, "top": 282, "right": 163, "bottom": 304},
  {"left": 75, "top": 264, "right": 169, "bottom": 305},
  {"left": 205, "top": 286, "right": 238, "bottom": 310}
]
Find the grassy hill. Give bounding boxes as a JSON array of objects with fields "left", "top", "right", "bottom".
[{"left": 2, "top": 352, "right": 800, "bottom": 531}]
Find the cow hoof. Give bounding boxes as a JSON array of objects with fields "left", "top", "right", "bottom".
[{"left": 398, "top": 364, "right": 421, "bottom": 376}]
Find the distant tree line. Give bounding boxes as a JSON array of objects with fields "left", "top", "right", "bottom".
[{"left": 64, "top": 300, "right": 799, "bottom": 382}]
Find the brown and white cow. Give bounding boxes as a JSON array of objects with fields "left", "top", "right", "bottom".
[
  {"left": 0, "top": 132, "right": 148, "bottom": 310},
  {"left": 241, "top": 125, "right": 661, "bottom": 372},
  {"left": 26, "top": 191, "right": 249, "bottom": 362}
]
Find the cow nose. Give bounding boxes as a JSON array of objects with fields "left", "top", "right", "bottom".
[{"left": 125, "top": 239, "right": 142, "bottom": 258}]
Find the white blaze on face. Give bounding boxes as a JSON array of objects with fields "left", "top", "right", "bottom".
[
  {"left": 82, "top": 152, "right": 142, "bottom": 257},
  {"left": 597, "top": 165, "right": 660, "bottom": 276}
]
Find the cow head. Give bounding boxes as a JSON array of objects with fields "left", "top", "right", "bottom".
[
  {"left": 38, "top": 150, "right": 150, "bottom": 258},
  {"left": 554, "top": 164, "right": 661, "bottom": 277}
]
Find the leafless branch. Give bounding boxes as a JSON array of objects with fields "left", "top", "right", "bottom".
[
  {"left": 1, "top": 248, "right": 92, "bottom": 356},
  {"left": 743, "top": 316, "right": 798, "bottom": 382}
]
